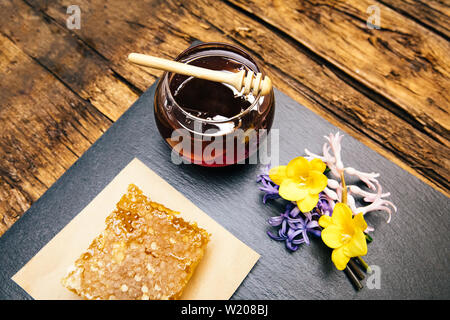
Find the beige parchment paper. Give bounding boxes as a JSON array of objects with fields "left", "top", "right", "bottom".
[{"left": 12, "top": 158, "right": 260, "bottom": 300}]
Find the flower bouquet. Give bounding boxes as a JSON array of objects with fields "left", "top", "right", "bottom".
[{"left": 257, "top": 132, "right": 397, "bottom": 289}]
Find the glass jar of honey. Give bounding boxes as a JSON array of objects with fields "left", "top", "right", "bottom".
[{"left": 154, "top": 42, "right": 275, "bottom": 166}]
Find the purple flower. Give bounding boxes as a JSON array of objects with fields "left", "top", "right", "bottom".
[
  {"left": 259, "top": 179, "right": 280, "bottom": 203},
  {"left": 256, "top": 164, "right": 271, "bottom": 184},
  {"left": 257, "top": 165, "right": 280, "bottom": 203},
  {"left": 267, "top": 203, "right": 321, "bottom": 250},
  {"left": 317, "top": 192, "right": 333, "bottom": 216},
  {"left": 287, "top": 215, "right": 321, "bottom": 245},
  {"left": 267, "top": 220, "right": 304, "bottom": 251},
  {"left": 268, "top": 203, "right": 295, "bottom": 227},
  {"left": 267, "top": 204, "right": 301, "bottom": 250},
  {"left": 260, "top": 167, "right": 322, "bottom": 251},
  {"left": 289, "top": 205, "right": 301, "bottom": 218}
]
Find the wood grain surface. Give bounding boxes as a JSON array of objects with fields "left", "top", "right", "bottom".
[{"left": 0, "top": 0, "right": 449, "bottom": 236}]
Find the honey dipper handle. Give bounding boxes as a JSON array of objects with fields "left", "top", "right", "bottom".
[
  {"left": 128, "top": 53, "right": 272, "bottom": 95},
  {"left": 128, "top": 53, "right": 240, "bottom": 86}
]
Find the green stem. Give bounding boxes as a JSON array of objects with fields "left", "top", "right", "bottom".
[
  {"left": 344, "top": 266, "right": 363, "bottom": 291},
  {"left": 348, "top": 259, "right": 365, "bottom": 280},
  {"left": 357, "top": 257, "right": 372, "bottom": 273}
]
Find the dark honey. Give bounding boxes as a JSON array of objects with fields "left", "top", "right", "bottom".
[
  {"left": 154, "top": 43, "right": 275, "bottom": 166},
  {"left": 170, "top": 56, "right": 252, "bottom": 120}
]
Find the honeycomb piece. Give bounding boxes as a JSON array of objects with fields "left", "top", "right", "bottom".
[{"left": 61, "top": 184, "right": 210, "bottom": 300}]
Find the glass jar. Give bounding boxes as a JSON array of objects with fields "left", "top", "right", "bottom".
[{"left": 154, "top": 42, "right": 275, "bottom": 166}]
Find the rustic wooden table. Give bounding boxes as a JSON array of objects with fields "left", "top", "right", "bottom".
[{"left": 0, "top": 0, "right": 449, "bottom": 237}]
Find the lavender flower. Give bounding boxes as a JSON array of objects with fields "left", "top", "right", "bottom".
[
  {"left": 317, "top": 193, "right": 333, "bottom": 216},
  {"left": 267, "top": 203, "right": 294, "bottom": 227},
  {"left": 259, "top": 179, "right": 280, "bottom": 203},
  {"left": 256, "top": 164, "right": 271, "bottom": 184},
  {"left": 267, "top": 203, "right": 321, "bottom": 250},
  {"left": 267, "top": 220, "right": 302, "bottom": 251},
  {"left": 287, "top": 215, "right": 321, "bottom": 245},
  {"left": 257, "top": 165, "right": 280, "bottom": 203}
]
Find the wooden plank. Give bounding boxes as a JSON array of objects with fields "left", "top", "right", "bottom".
[
  {"left": 379, "top": 0, "right": 450, "bottom": 40},
  {"left": 0, "top": 0, "right": 140, "bottom": 121},
  {"left": 27, "top": 0, "right": 449, "bottom": 194},
  {"left": 0, "top": 33, "right": 112, "bottom": 235},
  {"left": 228, "top": 0, "right": 450, "bottom": 147},
  {"left": 25, "top": 0, "right": 196, "bottom": 92}
]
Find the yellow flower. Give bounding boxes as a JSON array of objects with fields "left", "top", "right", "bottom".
[
  {"left": 319, "top": 203, "right": 368, "bottom": 270},
  {"left": 269, "top": 157, "right": 327, "bottom": 212}
]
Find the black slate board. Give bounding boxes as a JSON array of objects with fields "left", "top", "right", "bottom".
[{"left": 1, "top": 82, "right": 449, "bottom": 300}]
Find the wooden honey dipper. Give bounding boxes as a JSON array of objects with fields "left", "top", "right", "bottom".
[{"left": 128, "top": 53, "right": 272, "bottom": 96}]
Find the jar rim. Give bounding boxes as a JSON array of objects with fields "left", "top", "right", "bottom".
[{"left": 161, "top": 42, "right": 266, "bottom": 124}]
